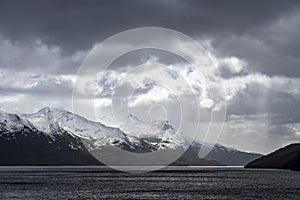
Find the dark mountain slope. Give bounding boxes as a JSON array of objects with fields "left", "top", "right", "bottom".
[
  {"left": 0, "top": 128, "right": 102, "bottom": 166},
  {"left": 245, "top": 143, "right": 300, "bottom": 171}
]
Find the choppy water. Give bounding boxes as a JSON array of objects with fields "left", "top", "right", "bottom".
[{"left": 0, "top": 167, "right": 299, "bottom": 199}]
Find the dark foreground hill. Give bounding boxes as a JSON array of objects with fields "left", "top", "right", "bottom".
[{"left": 245, "top": 143, "right": 300, "bottom": 171}]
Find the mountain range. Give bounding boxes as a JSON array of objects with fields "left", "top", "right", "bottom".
[{"left": 0, "top": 108, "right": 261, "bottom": 166}]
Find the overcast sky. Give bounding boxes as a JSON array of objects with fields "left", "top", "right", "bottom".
[{"left": 0, "top": 0, "right": 300, "bottom": 154}]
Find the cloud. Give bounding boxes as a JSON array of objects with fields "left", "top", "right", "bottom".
[
  {"left": 128, "top": 83, "right": 173, "bottom": 107},
  {"left": 0, "top": 68, "right": 75, "bottom": 95},
  {"left": 0, "top": 35, "right": 86, "bottom": 75},
  {"left": 211, "top": 11, "right": 300, "bottom": 77},
  {"left": 1, "top": 0, "right": 300, "bottom": 78},
  {"left": 0, "top": 0, "right": 298, "bottom": 53},
  {"left": 217, "top": 57, "right": 248, "bottom": 78},
  {"left": 199, "top": 98, "right": 214, "bottom": 109}
]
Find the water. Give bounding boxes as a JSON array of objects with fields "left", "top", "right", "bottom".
[{"left": 0, "top": 167, "right": 299, "bottom": 199}]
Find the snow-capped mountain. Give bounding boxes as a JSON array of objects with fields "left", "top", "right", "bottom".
[
  {"left": 119, "top": 114, "right": 187, "bottom": 149},
  {"left": 0, "top": 108, "right": 262, "bottom": 166},
  {"left": 22, "top": 108, "right": 135, "bottom": 149},
  {"left": 0, "top": 109, "right": 101, "bottom": 166},
  {"left": 0, "top": 110, "right": 36, "bottom": 134},
  {"left": 21, "top": 108, "right": 186, "bottom": 152}
]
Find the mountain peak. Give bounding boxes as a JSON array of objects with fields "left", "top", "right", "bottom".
[{"left": 36, "top": 107, "right": 67, "bottom": 114}]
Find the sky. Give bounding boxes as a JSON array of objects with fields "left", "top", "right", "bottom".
[{"left": 0, "top": 0, "right": 300, "bottom": 154}]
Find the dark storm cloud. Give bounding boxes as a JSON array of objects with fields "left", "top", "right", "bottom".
[
  {"left": 1, "top": 0, "right": 300, "bottom": 76},
  {"left": 1, "top": 0, "right": 300, "bottom": 78},
  {"left": 212, "top": 29, "right": 300, "bottom": 77},
  {"left": 0, "top": 0, "right": 298, "bottom": 52}
]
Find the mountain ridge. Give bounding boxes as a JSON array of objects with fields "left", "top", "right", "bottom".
[{"left": 0, "top": 107, "right": 262, "bottom": 166}]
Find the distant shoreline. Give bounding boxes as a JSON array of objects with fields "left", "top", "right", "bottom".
[{"left": 0, "top": 166, "right": 291, "bottom": 173}]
